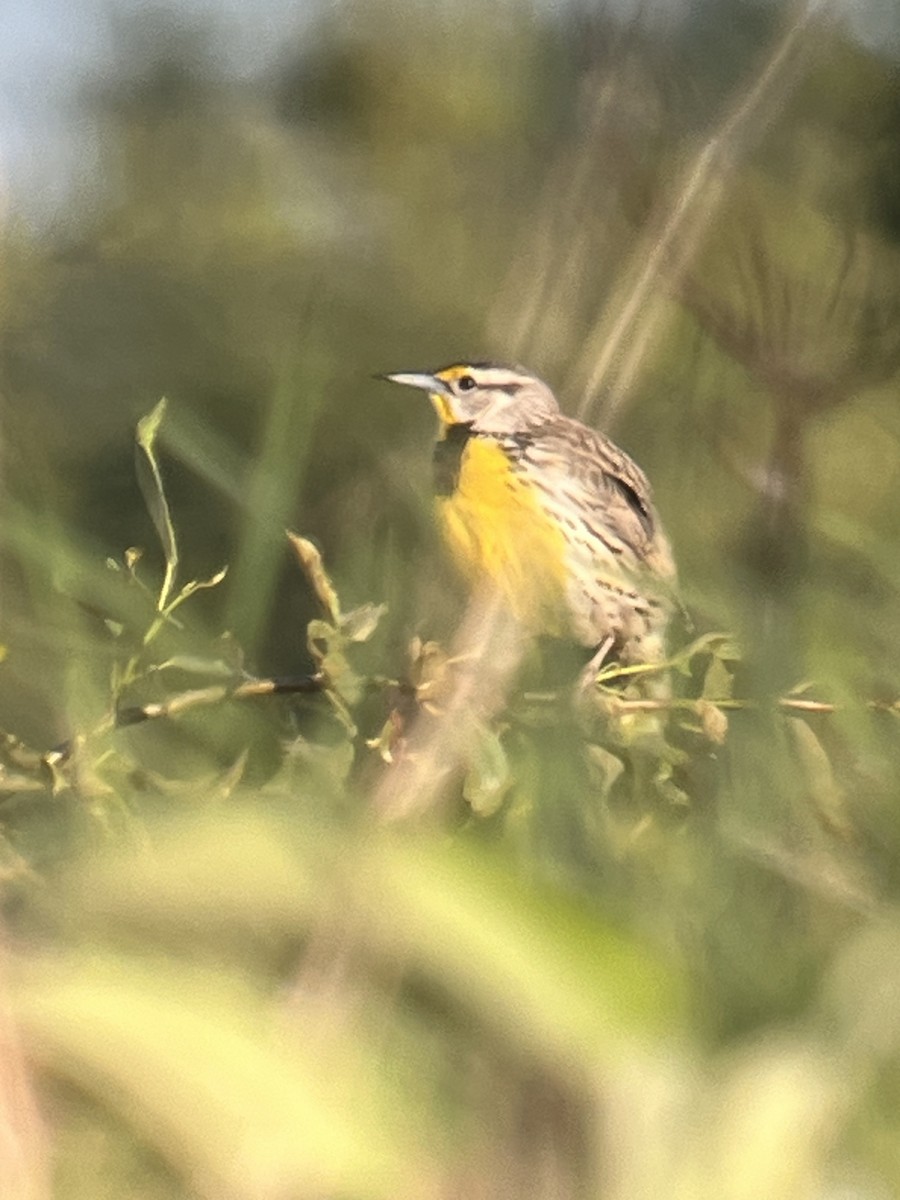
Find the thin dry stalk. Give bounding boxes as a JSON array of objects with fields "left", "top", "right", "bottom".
[
  {"left": 373, "top": 591, "right": 524, "bottom": 821},
  {"left": 572, "top": 0, "right": 821, "bottom": 426},
  {"left": 487, "top": 68, "right": 627, "bottom": 362}
]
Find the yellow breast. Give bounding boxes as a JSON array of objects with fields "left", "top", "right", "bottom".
[{"left": 435, "top": 436, "right": 570, "bottom": 636}]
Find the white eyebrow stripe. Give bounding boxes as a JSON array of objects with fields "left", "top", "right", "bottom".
[{"left": 470, "top": 367, "right": 530, "bottom": 389}]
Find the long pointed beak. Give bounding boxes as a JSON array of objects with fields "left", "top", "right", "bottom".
[{"left": 377, "top": 371, "right": 452, "bottom": 396}]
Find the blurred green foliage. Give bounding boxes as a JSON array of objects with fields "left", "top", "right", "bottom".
[{"left": 1, "top": 1, "right": 900, "bottom": 1197}]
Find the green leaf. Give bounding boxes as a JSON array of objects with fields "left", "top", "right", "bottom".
[
  {"left": 305, "top": 618, "right": 362, "bottom": 708},
  {"left": 341, "top": 603, "right": 387, "bottom": 643},
  {"left": 786, "top": 717, "right": 853, "bottom": 840},
  {"left": 585, "top": 743, "right": 626, "bottom": 801},
  {"left": 306, "top": 618, "right": 337, "bottom": 651},
  {"left": 285, "top": 735, "right": 355, "bottom": 789},
  {"left": 170, "top": 566, "right": 229, "bottom": 608},
  {"left": 670, "top": 632, "right": 741, "bottom": 678},
  {"left": 702, "top": 655, "right": 734, "bottom": 701},
  {"left": 150, "top": 656, "right": 236, "bottom": 679},
  {"left": 326, "top": 652, "right": 361, "bottom": 701},
  {"left": 135, "top": 398, "right": 178, "bottom": 612},
  {"left": 462, "top": 723, "right": 511, "bottom": 816},
  {"left": 288, "top": 532, "right": 341, "bottom": 625}
]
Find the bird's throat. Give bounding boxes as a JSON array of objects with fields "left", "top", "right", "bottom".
[{"left": 432, "top": 422, "right": 474, "bottom": 497}]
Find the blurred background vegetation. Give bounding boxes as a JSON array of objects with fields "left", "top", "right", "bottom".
[{"left": 2, "top": 0, "right": 900, "bottom": 1196}]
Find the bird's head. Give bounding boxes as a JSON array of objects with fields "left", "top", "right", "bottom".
[{"left": 380, "top": 361, "right": 559, "bottom": 433}]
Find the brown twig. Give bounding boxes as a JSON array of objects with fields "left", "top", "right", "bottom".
[
  {"left": 594, "top": 694, "right": 898, "bottom": 716},
  {"left": 114, "top": 672, "right": 327, "bottom": 728}
]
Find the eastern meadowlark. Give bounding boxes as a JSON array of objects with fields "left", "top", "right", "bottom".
[{"left": 383, "top": 362, "right": 676, "bottom": 671}]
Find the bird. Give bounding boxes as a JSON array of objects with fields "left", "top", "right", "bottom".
[{"left": 381, "top": 361, "right": 676, "bottom": 674}]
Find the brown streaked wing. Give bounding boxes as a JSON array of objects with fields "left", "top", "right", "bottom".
[{"left": 505, "top": 416, "right": 671, "bottom": 575}]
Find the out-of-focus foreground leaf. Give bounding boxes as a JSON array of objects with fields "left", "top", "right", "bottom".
[
  {"left": 361, "top": 835, "right": 683, "bottom": 1065},
  {"left": 8, "top": 808, "right": 684, "bottom": 1196},
  {"left": 14, "top": 955, "right": 430, "bottom": 1200}
]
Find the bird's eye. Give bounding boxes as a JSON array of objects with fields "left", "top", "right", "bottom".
[{"left": 457, "top": 374, "right": 476, "bottom": 392}]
